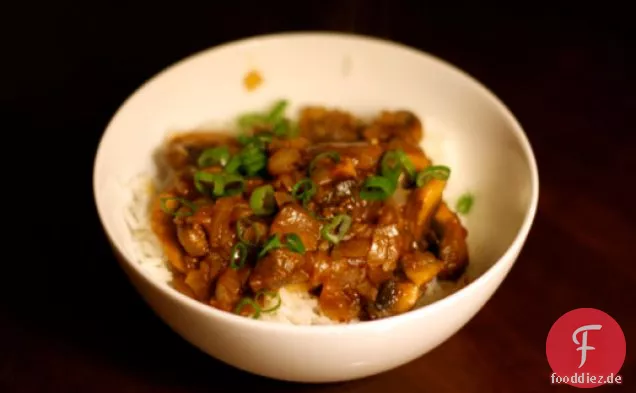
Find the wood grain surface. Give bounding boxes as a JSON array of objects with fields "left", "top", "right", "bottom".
[{"left": 2, "top": 1, "right": 634, "bottom": 392}]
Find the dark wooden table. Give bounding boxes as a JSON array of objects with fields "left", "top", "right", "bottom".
[{"left": 3, "top": 2, "right": 634, "bottom": 392}]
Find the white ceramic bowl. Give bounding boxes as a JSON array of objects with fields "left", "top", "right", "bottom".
[{"left": 93, "top": 32, "right": 539, "bottom": 383}]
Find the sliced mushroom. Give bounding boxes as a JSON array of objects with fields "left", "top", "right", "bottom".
[
  {"left": 401, "top": 251, "right": 444, "bottom": 287},
  {"left": 367, "top": 279, "right": 421, "bottom": 319},
  {"left": 433, "top": 202, "right": 469, "bottom": 280}
]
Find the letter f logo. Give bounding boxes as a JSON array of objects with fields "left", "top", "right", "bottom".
[{"left": 572, "top": 324, "right": 602, "bottom": 368}]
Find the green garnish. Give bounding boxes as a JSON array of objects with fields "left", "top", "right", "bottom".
[
  {"left": 257, "top": 233, "right": 306, "bottom": 257},
  {"left": 321, "top": 214, "right": 352, "bottom": 244},
  {"left": 224, "top": 155, "right": 242, "bottom": 173},
  {"left": 415, "top": 165, "right": 451, "bottom": 187},
  {"left": 233, "top": 297, "right": 262, "bottom": 319},
  {"left": 291, "top": 178, "right": 317, "bottom": 207},
  {"left": 238, "top": 114, "right": 268, "bottom": 131},
  {"left": 194, "top": 172, "right": 245, "bottom": 197},
  {"left": 359, "top": 176, "right": 396, "bottom": 201},
  {"left": 456, "top": 193, "right": 474, "bottom": 215},
  {"left": 272, "top": 120, "right": 291, "bottom": 137},
  {"left": 234, "top": 290, "right": 282, "bottom": 319},
  {"left": 380, "top": 150, "right": 401, "bottom": 179},
  {"left": 258, "top": 234, "right": 282, "bottom": 258},
  {"left": 380, "top": 149, "right": 416, "bottom": 182},
  {"left": 250, "top": 185, "right": 276, "bottom": 216},
  {"left": 266, "top": 100, "right": 288, "bottom": 124},
  {"left": 197, "top": 146, "right": 230, "bottom": 168},
  {"left": 237, "top": 100, "right": 294, "bottom": 138},
  {"left": 309, "top": 151, "right": 340, "bottom": 174},
  {"left": 224, "top": 141, "right": 269, "bottom": 176},
  {"left": 255, "top": 290, "right": 282, "bottom": 313},
  {"left": 229, "top": 242, "right": 249, "bottom": 269},
  {"left": 240, "top": 143, "right": 268, "bottom": 176},
  {"left": 159, "top": 196, "right": 198, "bottom": 217},
  {"left": 236, "top": 217, "right": 264, "bottom": 246},
  {"left": 238, "top": 132, "right": 273, "bottom": 148},
  {"left": 285, "top": 233, "right": 305, "bottom": 254}
]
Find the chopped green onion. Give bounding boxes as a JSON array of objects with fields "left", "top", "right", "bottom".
[
  {"left": 240, "top": 143, "right": 268, "bottom": 176},
  {"left": 234, "top": 290, "right": 282, "bottom": 319},
  {"left": 229, "top": 242, "right": 249, "bottom": 269},
  {"left": 309, "top": 151, "right": 340, "bottom": 174},
  {"left": 266, "top": 100, "right": 288, "bottom": 124},
  {"left": 194, "top": 172, "right": 219, "bottom": 194},
  {"left": 272, "top": 120, "right": 290, "bottom": 137},
  {"left": 236, "top": 217, "right": 264, "bottom": 246},
  {"left": 234, "top": 297, "right": 261, "bottom": 319},
  {"left": 159, "top": 196, "right": 198, "bottom": 217},
  {"left": 238, "top": 132, "right": 273, "bottom": 148},
  {"left": 456, "top": 193, "right": 474, "bottom": 215},
  {"left": 225, "top": 155, "right": 242, "bottom": 173},
  {"left": 255, "top": 290, "right": 282, "bottom": 313},
  {"left": 194, "top": 172, "right": 245, "bottom": 197},
  {"left": 219, "top": 173, "right": 245, "bottom": 196},
  {"left": 291, "top": 178, "right": 317, "bottom": 207},
  {"left": 258, "top": 234, "right": 282, "bottom": 258},
  {"left": 238, "top": 99, "right": 288, "bottom": 135},
  {"left": 238, "top": 113, "right": 268, "bottom": 130},
  {"left": 254, "top": 132, "right": 274, "bottom": 145},
  {"left": 321, "top": 214, "right": 352, "bottom": 244},
  {"left": 381, "top": 150, "right": 402, "bottom": 179},
  {"left": 197, "top": 146, "right": 230, "bottom": 168},
  {"left": 250, "top": 185, "right": 276, "bottom": 216},
  {"left": 226, "top": 136, "right": 270, "bottom": 176},
  {"left": 381, "top": 149, "right": 416, "bottom": 182},
  {"left": 415, "top": 165, "right": 451, "bottom": 187},
  {"left": 237, "top": 134, "right": 251, "bottom": 145},
  {"left": 359, "top": 176, "right": 396, "bottom": 201},
  {"left": 397, "top": 150, "right": 416, "bottom": 179},
  {"left": 285, "top": 233, "right": 305, "bottom": 254}
]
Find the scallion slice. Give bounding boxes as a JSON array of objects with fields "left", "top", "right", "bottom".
[
  {"left": 380, "top": 150, "right": 402, "bottom": 179},
  {"left": 359, "top": 176, "right": 396, "bottom": 201},
  {"left": 220, "top": 173, "right": 246, "bottom": 196},
  {"left": 415, "top": 165, "right": 451, "bottom": 187},
  {"left": 381, "top": 149, "right": 416, "bottom": 181},
  {"left": 159, "top": 196, "right": 198, "bottom": 217},
  {"left": 456, "top": 192, "right": 474, "bottom": 215},
  {"left": 238, "top": 113, "right": 268, "bottom": 130},
  {"left": 258, "top": 234, "right": 282, "bottom": 258},
  {"left": 321, "top": 214, "right": 352, "bottom": 244},
  {"left": 250, "top": 185, "right": 276, "bottom": 216},
  {"left": 236, "top": 217, "right": 264, "bottom": 246},
  {"left": 240, "top": 144, "right": 268, "bottom": 176},
  {"left": 194, "top": 172, "right": 219, "bottom": 195},
  {"left": 255, "top": 290, "right": 282, "bottom": 313},
  {"left": 234, "top": 297, "right": 261, "bottom": 319},
  {"left": 266, "top": 100, "right": 288, "bottom": 124},
  {"left": 229, "top": 242, "right": 249, "bottom": 269},
  {"left": 234, "top": 290, "right": 282, "bottom": 319},
  {"left": 309, "top": 151, "right": 340, "bottom": 174},
  {"left": 225, "top": 155, "right": 242, "bottom": 173},
  {"left": 194, "top": 172, "right": 245, "bottom": 197},
  {"left": 197, "top": 146, "right": 230, "bottom": 168},
  {"left": 285, "top": 233, "right": 305, "bottom": 254},
  {"left": 397, "top": 150, "right": 416, "bottom": 179},
  {"left": 291, "top": 178, "right": 317, "bottom": 207}
]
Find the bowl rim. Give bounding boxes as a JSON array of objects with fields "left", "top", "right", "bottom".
[{"left": 93, "top": 31, "right": 540, "bottom": 333}]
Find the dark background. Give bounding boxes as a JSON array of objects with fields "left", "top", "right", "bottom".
[{"left": 2, "top": 1, "right": 634, "bottom": 392}]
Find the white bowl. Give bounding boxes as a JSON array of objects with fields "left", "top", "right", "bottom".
[{"left": 93, "top": 32, "right": 539, "bottom": 383}]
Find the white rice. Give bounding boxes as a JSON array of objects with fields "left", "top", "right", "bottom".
[{"left": 123, "top": 174, "right": 458, "bottom": 325}]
